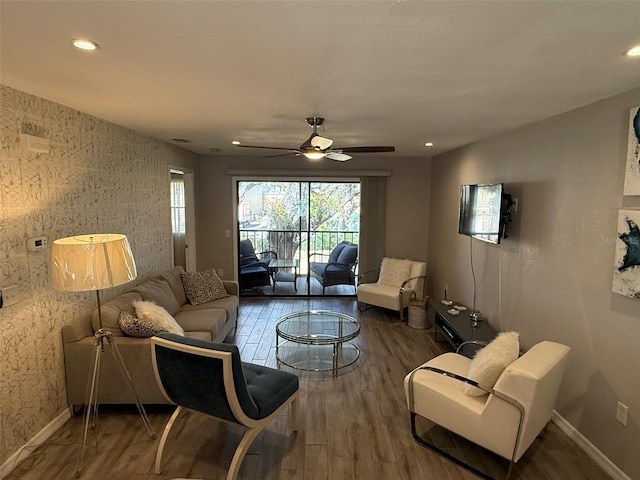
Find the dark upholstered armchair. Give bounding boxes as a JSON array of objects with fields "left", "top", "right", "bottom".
[
  {"left": 238, "top": 239, "right": 276, "bottom": 292},
  {"left": 309, "top": 241, "right": 358, "bottom": 294},
  {"left": 151, "top": 333, "right": 299, "bottom": 480}
]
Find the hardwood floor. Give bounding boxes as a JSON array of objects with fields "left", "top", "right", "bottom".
[{"left": 6, "top": 297, "right": 610, "bottom": 480}]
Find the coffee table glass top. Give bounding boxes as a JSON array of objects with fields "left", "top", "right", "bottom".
[{"left": 275, "top": 310, "right": 360, "bottom": 375}]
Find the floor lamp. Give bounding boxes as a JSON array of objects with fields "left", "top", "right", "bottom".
[{"left": 51, "top": 234, "right": 156, "bottom": 477}]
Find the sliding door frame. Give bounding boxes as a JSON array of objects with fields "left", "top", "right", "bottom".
[{"left": 232, "top": 175, "right": 362, "bottom": 296}]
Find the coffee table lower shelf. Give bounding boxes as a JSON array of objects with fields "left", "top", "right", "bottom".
[{"left": 276, "top": 339, "right": 359, "bottom": 376}]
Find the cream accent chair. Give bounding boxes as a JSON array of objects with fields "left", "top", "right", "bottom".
[
  {"left": 357, "top": 257, "right": 426, "bottom": 320},
  {"left": 404, "top": 341, "right": 570, "bottom": 480}
]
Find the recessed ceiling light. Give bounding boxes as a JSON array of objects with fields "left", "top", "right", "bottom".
[
  {"left": 424, "top": 142, "right": 434, "bottom": 147},
  {"left": 71, "top": 39, "right": 99, "bottom": 51},
  {"left": 626, "top": 44, "right": 640, "bottom": 56},
  {"left": 232, "top": 140, "right": 241, "bottom": 145}
]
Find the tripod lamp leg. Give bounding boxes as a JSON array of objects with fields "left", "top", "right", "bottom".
[
  {"left": 106, "top": 333, "right": 156, "bottom": 439},
  {"left": 75, "top": 335, "right": 103, "bottom": 478}
]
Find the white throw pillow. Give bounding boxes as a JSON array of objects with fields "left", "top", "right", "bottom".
[
  {"left": 462, "top": 331, "right": 519, "bottom": 396},
  {"left": 378, "top": 258, "right": 412, "bottom": 288},
  {"left": 132, "top": 300, "right": 184, "bottom": 336}
]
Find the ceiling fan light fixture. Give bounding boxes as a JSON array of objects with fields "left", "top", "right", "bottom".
[
  {"left": 626, "top": 44, "right": 640, "bottom": 56},
  {"left": 303, "top": 151, "right": 326, "bottom": 160}
]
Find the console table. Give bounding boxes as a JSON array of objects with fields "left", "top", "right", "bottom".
[{"left": 429, "top": 298, "right": 497, "bottom": 358}]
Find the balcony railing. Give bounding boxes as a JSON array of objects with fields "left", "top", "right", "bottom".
[{"left": 239, "top": 229, "right": 358, "bottom": 274}]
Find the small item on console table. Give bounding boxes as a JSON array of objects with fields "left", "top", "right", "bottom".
[{"left": 429, "top": 298, "right": 497, "bottom": 358}]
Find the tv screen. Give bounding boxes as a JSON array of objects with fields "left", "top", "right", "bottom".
[{"left": 458, "top": 183, "right": 508, "bottom": 244}]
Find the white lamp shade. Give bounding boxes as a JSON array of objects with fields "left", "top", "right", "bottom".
[{"left": 51, "top": 234, "right": 137, "bottom": 292}]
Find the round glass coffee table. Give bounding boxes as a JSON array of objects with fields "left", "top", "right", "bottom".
[{"left": 276, "top": 310, "right": 360, "bottom": 377}]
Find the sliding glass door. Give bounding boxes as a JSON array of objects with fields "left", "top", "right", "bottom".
[{"left": 237, "top": 180, "right": 360, "bottom": 297}]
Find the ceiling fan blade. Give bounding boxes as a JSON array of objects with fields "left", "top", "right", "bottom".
[
  {"left": 335, "top": 146, "right": 395, "bottom": 153},
  {"left": 234, "top": 144, "right": 296, "bottom": 151},
  {"left": 266, "top": 152, "right": 301, "bottom": 158},
  {"left": 311, "top": 135, "right": 333, "bottom": 150},
  {"left": 325, "top": 152, "right": 352, "bottom": 162}
]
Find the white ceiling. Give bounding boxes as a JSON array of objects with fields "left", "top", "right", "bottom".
[{"left": 1, "top": 1, "right": 640, "bottom": 158}]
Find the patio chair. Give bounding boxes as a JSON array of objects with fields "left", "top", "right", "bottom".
[
  {"left": 309, "top": 241, "right": 358, "bottom": 294},
  {"left": 238, "top": 239, "right": 276, "bottom": 292},
  {"left": 151, "top": 332, "right": 299, "bottom": 480}
]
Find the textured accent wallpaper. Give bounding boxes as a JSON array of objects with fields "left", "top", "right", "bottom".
[{"left": 0, "top": 85, "right": 198, "bottom": 466}]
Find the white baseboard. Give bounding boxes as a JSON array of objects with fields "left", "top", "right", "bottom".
[
  {"left": 551, "top": 411, "right": 631, "bottom": 480},
  {"left": 0, "top": 408, "right": 72, "bottom": 480}
]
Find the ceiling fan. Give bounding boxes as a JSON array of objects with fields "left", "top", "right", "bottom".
[{"left": 233, "top": 117, "right": 395, "bottom": 161}]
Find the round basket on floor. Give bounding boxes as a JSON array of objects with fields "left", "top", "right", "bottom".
[{"left": 408, "top": 292, "right": 430, "bottom": 329}]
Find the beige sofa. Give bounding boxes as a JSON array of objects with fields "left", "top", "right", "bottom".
[{"left": 62, "top": 266, "right": 239, "bottom": 408}]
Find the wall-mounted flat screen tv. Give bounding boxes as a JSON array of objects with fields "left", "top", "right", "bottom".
[{"left": 458, "top": 183, "right": 511, "bottom": 244}]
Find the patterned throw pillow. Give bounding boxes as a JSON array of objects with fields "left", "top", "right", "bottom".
[
  {"left": 118, "top": 310, "right": 166, "bottom": 338},
  {"left": 181, "top": 269, "right": 229, "bottom": 305},
  {"left": 132, "top": 300, "right": 185, "bottom": 335}
]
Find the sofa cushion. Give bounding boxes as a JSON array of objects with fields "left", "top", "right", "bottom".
[
  {"left": 118, "top": 310, "right": 166, "bottom": 337},
  {"left": 184, "top": 331, "right": 214, "bottom": 341},
  {"left": 174, "top": 309, "right": 226, "bottom": 339},
  {"left": 181, "top": 269, "right": 229, "bottom": 305},
  {"left": 378, "top": 257, "right": 411, "bottom": 288},
  {"left": 180, "top": 294, "right": 238, "bottom": 319},
  {"left": 357, "top": 282, "right": 414, "bottom": 311},
  {"left": 91, "top": 291, "right": 143, "bottom": 336},
  {"left": 133, "top": 300, "right": 184, "bottom": 335},
  {"left": 159, "top": 266, "right": 188, "bottom": 306},
  {"left": 462, "top": 331, "right": 520, "bottom": 396},
  {"left": 132, "top": 277, "right": 181, "bottom": 316}
]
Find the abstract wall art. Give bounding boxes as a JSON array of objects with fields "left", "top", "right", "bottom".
[
  {"left": 612, "top": 209, "right": 640, "bottom": 299},
  {"left": 623, "top": 106, "right": 640, "bottom": 195}
]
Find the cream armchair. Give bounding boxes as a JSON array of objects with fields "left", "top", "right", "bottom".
[
  {"left": 357, "top": 257, "right": 426, "bottom": 320},
  {"left": 404, "top": 340, "right": 570, "bottom": 479}
]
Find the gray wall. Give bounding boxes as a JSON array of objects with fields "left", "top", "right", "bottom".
[
  {"left": 428, "top": 87, "right": 640, "bottom": 478},
  {"left": 194, "top": 155, "right": 431, "bottom": 279}
]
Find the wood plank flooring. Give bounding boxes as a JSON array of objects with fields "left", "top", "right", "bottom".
[{"left": 5, "top": 297, "right": 610, "bottom": 480}]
